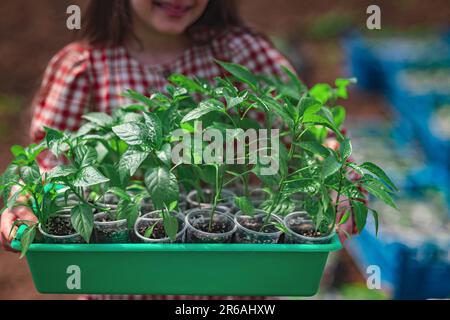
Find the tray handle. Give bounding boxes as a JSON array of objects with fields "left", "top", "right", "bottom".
[{"left": 10, "top": 224, "right": 27, "bottom": 251}]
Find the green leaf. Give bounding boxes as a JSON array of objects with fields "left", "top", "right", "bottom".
[
  {"left": 302, "top": 113, "right": 344, "bottom": 140},
  {"left": 181, "top": 99, "right": 225, "bottom": 123},
  {"left": 107, "top": 187, "right": 132, "bottom": 202},
  {"left": 215, "top": 60, "right": 259, "bottom": 91},
  {"left": 76, "top": 123, "right": 96, "bottom": 136},
  {"left": 339, "top": 138, "right": 352, "bottom": 161},
  {"left": 44, "top": 127, "right": 65, "bottom": 156},
  {"left": 346, "top": 162, "right": 364, "bottom": 176},
  {"left": 73, "top": 166, "right": 109, "bottom": 187},
  {"left": 351, "top": 200, "right": 368, "bottom": 233},
  {"left": 361, "top": 178, "right": 397, "bottom": 209},
  {"left": 298, "top": 97, "right": 322, "bottom": 119},
  {"left": 281, "top": 65, "right": 304, "bottom": 92},
  {"left": 71, "top": 203, "right": 94, "bottom": 242},
  {"left": 283, "top": 178, "right": 321, "bottom": 194},
  {"left": 46, "top": 165, "right": 78, "bottom": 180},
  {"left": 142, "top": 112, "right": 163, "bottom": 149},
  {"left": 112, "top": 122, "right": 149, "bottom": 146},
  {"left": 119, "top": 148, "right": 150, "bottom": 177},
  {"left": 7, "top": 189, "right": 23, "bottom": 211},
  {"left": 260, "top": 96, "right": 294, "bottom": 128},
  {"left": 122, "top": 89, "right": 153, "bottom": 106},
  {"left": 117, "top": 201, "right": 140, "bottom": 229},
  {"left": 299, "top": 141, "right": 330, "bottom": 158},
  {"left": 310, "top": 83, "right": 332, "bottom": 104},
  {"left": 335, "top": 78, "right": 356, "bottom": 99},
  {"left": 338, "top": 210, "right": 351, "bottom": 225},
  {"left": 156, "top": 143, "right": 172, "bottom": 166},
  {"left": 163, "top": 213, "right": 179, "bottom": 241},
  {"left": 371, "top": 209, "right": 379, "bottom": 236},
  {"left": 360, "top": 162, "right": 397, "bottom": 191},
  {"left": 74, "top": 145, "right": 97, "bottom": 168},
  {"left": 332, "top": 106, "right": 346, "bottom": 128},
  {"left": 82, "top": 112, "right": 114, "bottom": 127},
  {"left": 144, "top": 222, "right": 157, "bottom": 238},
  {"left": 235, "top": 196, "right": 254, "bottom": 216},
  {"left": 11, "top": 145, "right": 26, "bottom": 157},
  {"left": 20, "top": 224, "right": 37, "bottom": 258},
  {"left": 144, "top": 166, "right": 179, "bottom": 209},
  {"left": 169, "top": 74, "right": 205, "bottom": 93},
  {"left": 20, "top": 163, "right": 41, "bottom": 185},
  {"left": 321, "top": 155, "right": 342, "bottom": 179}
]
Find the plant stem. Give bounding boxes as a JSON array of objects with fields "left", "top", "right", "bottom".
[{"left": 333, "top": 167, "right": 344, "bottom": 231}]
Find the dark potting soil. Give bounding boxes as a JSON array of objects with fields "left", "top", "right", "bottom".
[
  {"left": 138, "top": 221, "right": 183, "bottom": 239},
  {"left": 45, "top": 216, "right": 76, "bottom": 236},
  {"left": 290, "top": 223, "right": 325, "bottom": 238},
  {"left": 194, "top": 221, "right": 233, "bottom": 234},
  {"left": 95, "top": 214, "right": 118, "bottom": 223}
]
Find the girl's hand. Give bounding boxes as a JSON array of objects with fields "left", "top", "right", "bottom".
[{"left": 0, "top": 207, "right": 37, "bottom": 252}]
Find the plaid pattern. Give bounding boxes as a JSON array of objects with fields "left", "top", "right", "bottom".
[{"left": 30, "top": 26, "right": 292, "bottom": 170}]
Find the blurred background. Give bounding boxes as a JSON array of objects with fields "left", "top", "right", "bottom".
[{"left": 0, "top": 0, "right": 449, "bottom": 300}]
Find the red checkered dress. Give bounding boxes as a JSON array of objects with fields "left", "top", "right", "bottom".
[
  {"left": 30, "top": 26, "right": 293, "bottom": 300},
  {"left": 31, "top": 26, "right": 292, "bottom": 170}
]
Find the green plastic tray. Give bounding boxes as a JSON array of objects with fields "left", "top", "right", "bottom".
[{"left": 18, "top": 237, "right": 341, "bottom": 296}]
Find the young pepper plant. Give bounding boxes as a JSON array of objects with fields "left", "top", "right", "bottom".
[{"left": 0, "top": 143, "right": 60, "bottom": 257}]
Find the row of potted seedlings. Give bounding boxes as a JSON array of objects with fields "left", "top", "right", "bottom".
[
  {"left": 0, "top": 60, "right": 397, "bottom": 257},
  {"left": 36, "top": 186, "right": 325, "bottom": 245}
]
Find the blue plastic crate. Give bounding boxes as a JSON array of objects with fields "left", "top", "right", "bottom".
[
  {"left": 347, "top": 229, "right": 450, "bottom": 300},
  {"left": 342, "top": 31, "right": 450, "bottom": 96},
  {"left": 342, "top": 32, "right": 384, "bottom": 92}
]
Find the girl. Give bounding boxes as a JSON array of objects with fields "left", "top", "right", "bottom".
[{"left": 1, "top": 0, "right": 295, "bottom": 299}]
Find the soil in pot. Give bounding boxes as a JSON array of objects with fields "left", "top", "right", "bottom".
[
  {"left": 235, "top": 210, "right": 282, "bottom": 244},
  {"left": 134, "top": 211, "right": 186, "bottom": 243},
  {"left": 39, "top": 211, "right": 84, "bottom": 244},
  {"left": 185, "top": 209, "right": 236, "bottom": 243},
  {"left": 283, "top": 211, "right": 334, "bottom": 244},
  {"left": 94, "top": 212, "right": 129, "bottom": 243}
]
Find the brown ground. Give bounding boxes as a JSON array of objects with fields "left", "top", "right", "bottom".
[{"left": 0, "top": 0, "right": 449, "bottom": 300}]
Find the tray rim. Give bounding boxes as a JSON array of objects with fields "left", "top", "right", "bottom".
[{"left": 26, "top": 234, "right": 341, "bottom": 253}]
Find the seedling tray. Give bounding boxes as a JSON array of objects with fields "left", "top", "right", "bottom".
[{"left": 19, "top": 237, "right": 341, "bottom": 296}]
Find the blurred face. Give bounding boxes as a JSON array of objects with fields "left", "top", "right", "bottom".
[{"left": 130, "top": 0, "right": 209, "bottom": 35}]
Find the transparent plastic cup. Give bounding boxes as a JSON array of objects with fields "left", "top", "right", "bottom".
[
  {"left": 185, "top": 209, "right": 236, "bottom": 243},
  {"left": 283, "top": 211, "right": 335, "bottom": 244},
  {"left": 234, "top": 210, "right": 283, "bottom": 244},
  {"left": 96, "top": 193, "right": 120, "bottom": 210},
  {"left": 38, "top": 210, "right": 84, "bottom": 244},
  {"left": 94, "top": 212, "right": 129, "bottom": 243},
  {"left": 186, "top": 189, "right": 236, "bottom": 210},
  {"left": 134, "top": 211, "right": 186, "bottom": 243}
]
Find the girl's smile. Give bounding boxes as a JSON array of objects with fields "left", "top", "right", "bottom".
[
  {"left": 131, "top": 0, "right": 209, "bottom": 35},
  {"left": 152, "top": 0, "right": 195, "bottom": 19}
]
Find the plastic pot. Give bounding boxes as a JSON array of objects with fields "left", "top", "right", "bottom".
[
  {"left": 38, "top": 211, "right": 84, "bottom": 244},
  {"left": 93, "top": 212, "right": 129, "bottom": 243},
  {"left": 186, "top": 189, "right": 236, "bottom": 210},
  {"left": 96, "top": 193, "right": 120, "bottom": 210},
  {"left": 283, "top": 211, "right": 335, "bottom": 244},
  {"left": 134, "top": 211, "right": 186, "bottom": 243},
  {"left": 185, "top": 209, "right": 236, "bottom": 243},
  {"left": 234, "top": 210, "right": 283, "bottom": 244}
]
